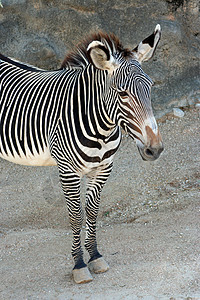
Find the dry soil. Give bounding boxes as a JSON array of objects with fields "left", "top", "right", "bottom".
[{"left": 0, "top": 107, "right": 199, "bottom": 300}]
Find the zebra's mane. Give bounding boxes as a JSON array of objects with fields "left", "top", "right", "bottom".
[{"left": 61, "top": 31, "right": 132, "bottom": 69}]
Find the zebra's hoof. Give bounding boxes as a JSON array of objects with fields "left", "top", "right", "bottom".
[
  {"left": 88, "top": 257, "right": 109, "bottom": 274},
  {"left": 72, "top": 267, "right": 93, "bottom": 284}
]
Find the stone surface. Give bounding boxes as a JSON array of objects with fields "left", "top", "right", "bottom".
[{"left": 0, "top": 0, "right": 199, "bottom": 115}]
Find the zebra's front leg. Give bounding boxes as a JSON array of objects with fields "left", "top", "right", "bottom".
[
  {"left": 59, "top": 168, "right": 93, "bottom": 284},
  {"left": 85, "top": 164, "right": 112, "bottom": 274}
]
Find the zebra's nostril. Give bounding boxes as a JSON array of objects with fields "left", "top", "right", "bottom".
[{"left": 144, "top": 148, "right": 154, "bottom": 157}]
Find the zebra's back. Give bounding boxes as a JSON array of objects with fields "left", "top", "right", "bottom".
[{"left": 0, "top": 56, "right": 71, "bottom": 166}]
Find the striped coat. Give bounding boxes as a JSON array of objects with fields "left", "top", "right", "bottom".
[{"left": 0, "top": 26, "right": 163, "bottom": 283}]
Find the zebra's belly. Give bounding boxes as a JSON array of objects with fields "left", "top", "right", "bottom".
[{"left": 0, "top": 146, "right": 57, "bottom": 166}]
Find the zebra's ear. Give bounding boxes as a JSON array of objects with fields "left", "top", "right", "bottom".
[
  {"left": 133, "top": 24, "right": 161, "bottom": 63},
  {"left": 87, "top": 41, "right": 118, "bottom": 73}
]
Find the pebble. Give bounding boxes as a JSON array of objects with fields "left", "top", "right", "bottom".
[
  {"left": 172, "top": 108, "right": 185, "bottom": 118},
  {"left": 195, "top": 103, "right": 200, "bottom": 108}
]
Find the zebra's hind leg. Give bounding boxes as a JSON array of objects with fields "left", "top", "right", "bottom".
[
  {"left": 85, "top": 164, "right": 112, "bottom": 274},
  {"left": 58, "top": 168, "right": 93, "bottom": 284}
]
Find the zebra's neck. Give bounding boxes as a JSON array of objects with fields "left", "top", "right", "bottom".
[{"left": 63, "top": 65, "right": 117, "bottom": 140}]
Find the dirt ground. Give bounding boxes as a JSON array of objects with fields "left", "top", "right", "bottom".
[{"left": 0, "top": 107, "right": 199, "bottom": 300}]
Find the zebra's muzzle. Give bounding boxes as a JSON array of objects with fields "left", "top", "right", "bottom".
[
  {"left": 136, "top": 124, "right": 164, "bottom": 161},
  {"left": 137, "top": 144, "right": 164, "bottom": 161}
]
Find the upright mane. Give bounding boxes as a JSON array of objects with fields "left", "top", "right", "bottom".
[{"left": 61, "top": 31, "right": 132, "bottom": 69}]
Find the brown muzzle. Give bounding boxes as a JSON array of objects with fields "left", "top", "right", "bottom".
[{"left": 138, "top": 125, "right": 164, "bottom": 161}]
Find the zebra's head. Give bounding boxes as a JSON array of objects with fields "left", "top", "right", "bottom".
[{"left": 87, "top": 25, "right": 164, "bottom": 161}]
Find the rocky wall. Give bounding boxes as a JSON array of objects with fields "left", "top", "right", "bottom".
[{"left": 0, "top": 0, "right": 199, "bottom": 116}]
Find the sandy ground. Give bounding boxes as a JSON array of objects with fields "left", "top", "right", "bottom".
[{"left": 0, "top": 107, "right": 199, "bottom": 300}]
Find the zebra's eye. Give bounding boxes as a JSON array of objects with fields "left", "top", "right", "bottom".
[{"left": 118, "top": 91, "right": 129, "bottom": 98}]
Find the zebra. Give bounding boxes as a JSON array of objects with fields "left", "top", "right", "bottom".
[{"left": 0, "top": 25, "right": 164, "bottom": 283}]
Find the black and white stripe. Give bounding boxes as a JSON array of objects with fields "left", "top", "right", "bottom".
[{"left": 0, "top": 28, "right": 163, "bottom": 275}]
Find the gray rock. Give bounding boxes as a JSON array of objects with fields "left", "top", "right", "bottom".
[{"left": 0, "top": 0, "right": 199, "bottom": 114}]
